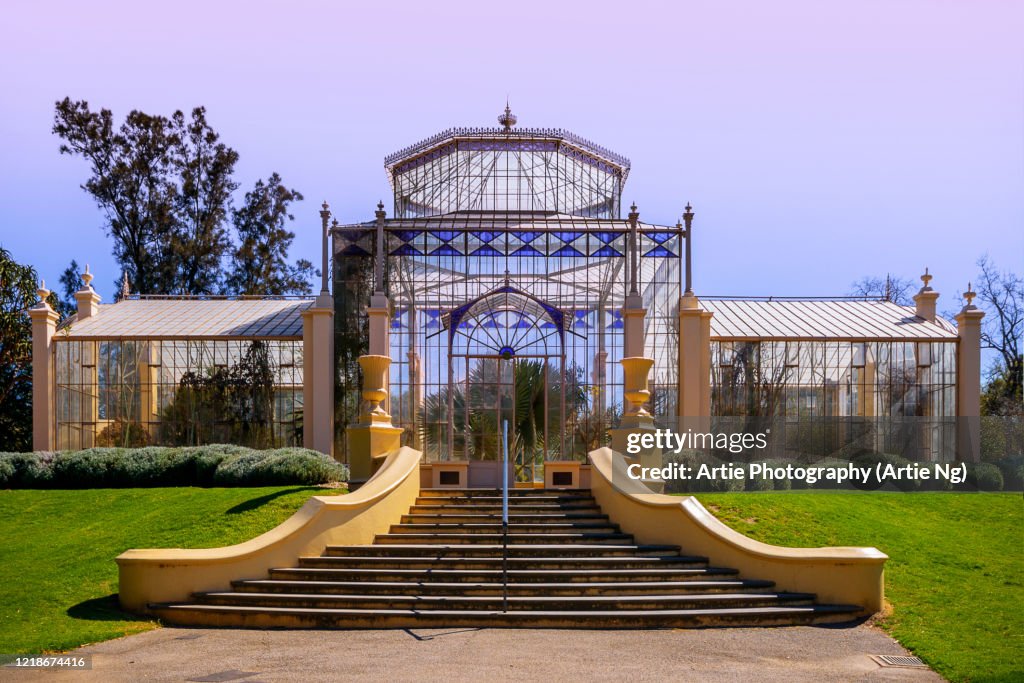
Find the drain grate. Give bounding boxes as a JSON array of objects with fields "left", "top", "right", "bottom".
[{"left": 874, "top": 654, "right": 927, "bottom": 668}]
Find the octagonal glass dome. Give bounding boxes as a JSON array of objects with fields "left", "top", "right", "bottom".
[{"left": 385, "top": 106, "right": 630, "bottom": 219}]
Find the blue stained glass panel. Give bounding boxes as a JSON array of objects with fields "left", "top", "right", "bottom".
[
  {"left": 643, "top": 245, "right": 677, "bottom": 257},
  {"left": 511, "top": 245, "right": 544, "bottom": 257},
  {"left": 591, "top": 231, "right": 621, "bottom": 244},
  {"left": 429, "top": 245, "right": 462, "bottom": 256},
  {"left": 551, "top": 245, "right": 584, "bottom": 258},
  {"left": 642, "top": 231, "right": 674, "bottom": 244},
  {"left": 591, "top": 245, "right": 623, "bottom": 257}
]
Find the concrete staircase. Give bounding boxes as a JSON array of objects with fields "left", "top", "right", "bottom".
[{"left": 150, "top": 489, "right": 862, "bottom": 628}]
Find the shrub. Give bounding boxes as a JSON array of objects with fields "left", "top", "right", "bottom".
[
  {"left": 0, "top": 445, "right": 347, "bottom": 488},
  {"left": 758, "top": 460, "right": 793, "bottom": 490},
  {"left": 0, "top": 452, "right": 54, "bottom": 487},
  {"left": 0, "top": 456, "right": 14, "bottom": 486},
  {"left": 213, "top": 448, "right": 348, "bottom": 486},
  {"left": 51, "top": 449, "right": 130, "bottom": 487},
  {"left": 994, "top": 456, "right": 1024, "bottom": 491},
  {"left": 967, "top": 462, "right": 1004, "bottom": 492},
  {"left": 744, "top": 473, "right": 774, "bottom": 491}
]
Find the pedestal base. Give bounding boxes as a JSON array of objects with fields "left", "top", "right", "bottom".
[
  {"left": 346, "top": 423, "right": 404, "bottom": 488},
  {"left": 608, "top": 418, "right": 665, "bottom": 493}
]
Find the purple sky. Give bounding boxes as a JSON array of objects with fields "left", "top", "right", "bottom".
[{"left": 2, "top": 0, "right": 1021, "bottom": 314}]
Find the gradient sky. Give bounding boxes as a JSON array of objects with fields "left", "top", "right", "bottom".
[{"left": 1, "top": 0, "right": 1021, "bottom": 315}]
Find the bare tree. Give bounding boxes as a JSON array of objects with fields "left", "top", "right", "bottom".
[
  {"left": 973, "top": 257, "right": 1022, "bottom": 372},
  {"left": 849, "top": 274, "right": 915, "bottom": 305}
]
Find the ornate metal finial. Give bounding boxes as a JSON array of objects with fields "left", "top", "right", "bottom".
[
  {"left": 37, "top": 279, "right": 50, "bottom": 303},
  {"left": 121, "top": 271, "right": 130, "bottom": 299},
  {"left": 964, "top": 282, "right": 976, "bottom": 308},
  {"left": 81, "top": 263, "right": 93, "bottom": 288},
  {"left": 321, "top": 200, "right": 329, "bottom": 213},
  {"left": 377, "top": 200, "right": 385, "bottom": 212},
  {"left": 503, "top": 269, "right": 511, "bottom": 287},
  {"left": 684, "top": 202, "right": 693, "bottom": 216},
  {"left": 498, "top": 102, "right": 517, "bottom": 131},
  {"left": 630, "top": 202, "right": 638, "bottom": 215},
  {"left": 920, "top": 267, "right": 933, "bottom": 290}
]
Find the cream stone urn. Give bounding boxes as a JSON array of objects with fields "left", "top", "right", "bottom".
[
  {"left": 358, "top": 354, "right": 391, "bottom": 419},
  {"left": 620, "top": 357, "right": 654, "bottom": 417}
]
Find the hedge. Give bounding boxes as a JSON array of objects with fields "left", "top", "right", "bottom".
[{"left": 0, "top": 446, "right": 348, "bottom": 488}]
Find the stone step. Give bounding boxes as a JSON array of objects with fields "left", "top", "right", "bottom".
[
  {"left": 267, "top": 567, "right": 741, "bottom": 583},
  {"left": 375, "top": 532, "right": 635, "bottom": 545},
  {"left": 388, "top": 523, "right": 621, "bottom": 534},
  {"left": 231, "top": 579, "right": 778, "bottom": 597},
  {"left": 322, "top": 544, "right": 682, "bottom": 558},
  {"left": 295, "top": 555, "right": 709, "bottom": 571},
  {"left": 418, "top": 489, "right": 593, "bottom": 497},
  {"left": 400, "top": 513, "right": 612, "bottom": 524},
  {"left": 410, "top": 504, "right": 605, "bottom": 515},
  {"left": 190, "top": 591, "right": 817, "bottom": 612},
  {"left": 150, "top": 603, "right": 863, "bottom": 629},
  {"left": 414, "top": 495, "right": 596, "bottom": 505}
]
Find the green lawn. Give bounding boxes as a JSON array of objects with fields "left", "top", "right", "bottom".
[
  {"left": 0, "top": 489, "right": 1019, "bottom": 682},
  {"left": 0, "top": 486, "right": 325, "bottom": 654},
  {"left": 693, "top": 492, "right": 1023, "bottom": 683}
]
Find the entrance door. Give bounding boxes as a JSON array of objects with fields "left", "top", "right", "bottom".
[
  {"left": 460, "top": 354, "right": 561, "bottom": 483},
  {"left": 442, "top": 285, "right": 574, "bottom": 481}
]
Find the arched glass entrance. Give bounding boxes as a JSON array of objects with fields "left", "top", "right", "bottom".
[{"left": 431, "top": 284, "right": 579, "bottom": 481}]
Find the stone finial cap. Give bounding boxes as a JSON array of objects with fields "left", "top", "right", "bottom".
[
  {"left": 81, "top": 263, "right": 94, "bottom": 289},
  {"left": 962, "top": 282, "right": 977, "bottom": 310},
  {"left": 37, "top": 279, "right": 50, "bottom": 303},
  {"left": 919, "top": 267, "right": 933, "bottom": 292}
]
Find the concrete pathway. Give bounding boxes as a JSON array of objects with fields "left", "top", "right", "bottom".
[{"left": 5, "top": 624, "right": 941, "bottom": 682}]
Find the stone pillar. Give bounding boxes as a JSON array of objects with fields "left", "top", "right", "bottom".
[
  {"left": 955, "top": 284, "right": 985, "bottom": 463},
  {"left": 346, "top": 355, "right": 403, "bottom": 487},
  {"left": 302, "top": 291, "right": 335, "bottom": 457},
  {"left": 678, "top": 291, "right": 712, "bottom": 433},
  {"left": 913, "top": 268, "right": 939, "bottom": 323},
  {"left": 622, "top": 298, "right": 646, "bottom": 359},
  {"left": 74, "top": 264, "right": 102, "bottom": 320},
  {"left": 29, "top": 281, "right": 59, "bottom": 452},
  {"left": 367, "top": 293, "right": 390, "bottom": 411}
]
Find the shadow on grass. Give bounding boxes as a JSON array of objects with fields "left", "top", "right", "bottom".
[
  {"left": 225, "top": 487, "right": 322, "bottom": 515},
  {"left": 67, "top": 594, "right": 153, "bottom": 624}
]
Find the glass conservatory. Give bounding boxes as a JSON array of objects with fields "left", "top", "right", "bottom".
[
  {"left": 35, "top": 105, "right": 978, "bottom": 467},
  {"left": 333, "top": 108, "right": 683, "bottom": 478},
  {"left": 52, "top": 299, "right": 308, "bottom": 451}
]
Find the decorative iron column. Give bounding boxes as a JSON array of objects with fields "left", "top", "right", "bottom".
[
  {"left": 677, "top": 204, "right": 712, "bottom": 431},
  {"left": 623, "top": 202, "right": 646, "bottom": 359}
]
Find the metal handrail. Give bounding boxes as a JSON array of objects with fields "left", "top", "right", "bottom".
[{"left": 501, "top": 419, "right": 509, "bottom": 613}]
